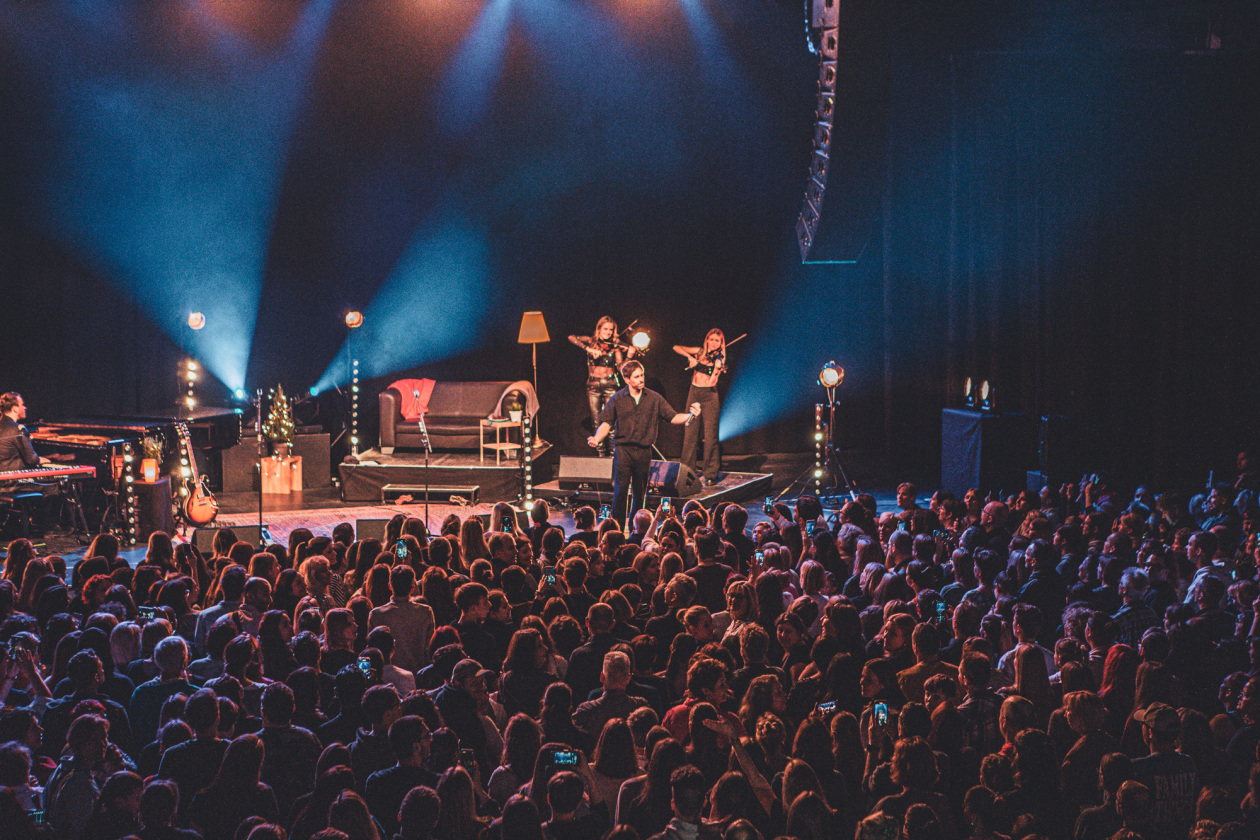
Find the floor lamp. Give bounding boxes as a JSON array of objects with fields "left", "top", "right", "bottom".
[{"left": 518, "top": 311, "right": 550, "bottom": 389}]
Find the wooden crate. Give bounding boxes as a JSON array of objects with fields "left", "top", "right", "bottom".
[{"left": 261, "top": 456, "right": 303, "bottom": 494}]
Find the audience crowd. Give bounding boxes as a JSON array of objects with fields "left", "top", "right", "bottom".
[{"left": 2, "top": 456, "right": 1260, "bottom": 840}]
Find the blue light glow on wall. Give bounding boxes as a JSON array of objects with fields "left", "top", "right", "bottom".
[
  {"left": 3, "top": 0, "right": 336, "bottom": 391},
  {"left": 314, "top": 206, "right": 498, "bottom": 392},
  {"left": 720, "top": 247, "right": 853, "bottom": 440}
]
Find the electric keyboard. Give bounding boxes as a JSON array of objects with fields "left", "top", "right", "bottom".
[{"left": 0, "top": 465, "right": 97, "bottom": 482}]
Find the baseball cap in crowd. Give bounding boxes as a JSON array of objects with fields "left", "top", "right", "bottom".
[{"left": 1133, "top": 702, "right": 1180, "bottom": 739}]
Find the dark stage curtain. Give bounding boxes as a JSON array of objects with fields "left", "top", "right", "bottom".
[{"left": 877, "top": 45, "right": 1260, "bottom": 486}]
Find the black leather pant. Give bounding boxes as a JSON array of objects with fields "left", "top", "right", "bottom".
[
  {"left": 586, "top": 374, "right": 619, "bottom": 457},
  {"left": 680, "top": 384, "right": 720, "bottom": 481}
]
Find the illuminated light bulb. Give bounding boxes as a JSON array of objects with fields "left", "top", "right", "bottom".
[
  {"left": 186, "top": 397, "right": 196, "bottom": 408},
  {"left": 814, "top": 469, "right": 823, "bottom": 479},
  {"left": 815, "top": 432, "right": 823, "bottom": 441},
  {"left": 632, "top": 331, "right": 650, "bottom": 350},
  {"left": 124, "top": 454, "right": 134, "bottom": 463},
  {"left": 524, "top": 500, "right": 534, "bottom": 511},
  {"left": 350, "top": 436, "right": 359, "bottom": 445}
]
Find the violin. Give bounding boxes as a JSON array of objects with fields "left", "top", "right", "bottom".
[{"left": 599, "top": 339, "right": 634, "bottom": 352}]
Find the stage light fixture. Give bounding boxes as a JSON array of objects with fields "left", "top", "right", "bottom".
[
  {"left": 964, "top": 377, "right": 975, "bottom": 408},
  {"left": 121, "top": 442, "right": 138, "bottom": 546},
  {"left": 345, "top": 310, "right": 364, "bottom": 329},
  {"left": 521, "top": 414, "right": 534, "bottom": 508},
  {"left": 818, "top": 362, "right": 843, "bottom": 388},
  {"left": 979, "top": 380, "right": 993, "bottom": 411},
  {"left": 234, "top": 388, "right": 247, "bottom": 401},
  {"left": 632, "top": 331, "right": 651, "bottom": 351},
  {"left": 814, "top": 404, "right": 825, "bottom": 490},
  {"left": 188, "top": 312, "right": 206, "bottom": 330},
  {"left": 350, "top": 358, "right": 360, "bottom": 456},
  {"left": 182, "top": 359, "right": 200, "bottom": 413}
]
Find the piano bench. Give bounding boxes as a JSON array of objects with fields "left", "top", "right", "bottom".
[{"left": 0, "top": 491, "right": 43, "bottom": 539}]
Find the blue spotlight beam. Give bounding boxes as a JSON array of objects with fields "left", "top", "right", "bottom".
[
  {"left": 3, "top": 0, "right": 337, "bottom": 391},
  {"left": 432, "top": 0, "right": 514, "bottom": 142},
  {"left": 720, "top": 245, "right": 856, "bottom": 441},
  {"left": 314, "top": 208, "right": 498, "bottom": 393}
]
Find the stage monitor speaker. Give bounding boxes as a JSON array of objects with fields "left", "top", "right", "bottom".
[
  {"left": 355, "top": 519, "right": 392, "bottom": 542},
  {"left": 476, "top": 509, "right": 531, "bottom": 531},
  {"left": 558, "top": 456, "right": 613, "bottom": 491},
  {"left": 192, "top": 524, "right": 266, "bottom": 554},
  {"left": 649, "top": 460, "right": 701, "bottom": 498}
]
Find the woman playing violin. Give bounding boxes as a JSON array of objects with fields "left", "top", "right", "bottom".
[
  {"left": 569, "top": 316, "right": 636, "bottom": 456},
  {"left": 674, "top": 328, "right": 726, "bottom": 485}
]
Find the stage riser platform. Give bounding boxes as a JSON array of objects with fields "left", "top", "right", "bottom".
[
  {"left": 534, "top": 470, "right": 773, "bottom": 508},
  {"left": 338, "top": 446, "right": 557, "bottom": 504}
]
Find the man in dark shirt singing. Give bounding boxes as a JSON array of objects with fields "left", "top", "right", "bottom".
[{"left": 588, "top": 361, "right": 699, "bottom": 526}]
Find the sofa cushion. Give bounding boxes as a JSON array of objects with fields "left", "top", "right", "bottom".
[{"left": 425, "top": 382, "right": 515, "bottom": 417}]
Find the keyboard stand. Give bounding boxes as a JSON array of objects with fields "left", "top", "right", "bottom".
[{"left": 60, "top": 478, "right": 91, "bottom": 542}]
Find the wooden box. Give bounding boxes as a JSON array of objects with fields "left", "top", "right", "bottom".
[{"left": 261, "top": 456, "right": 303, "bottom": 495}]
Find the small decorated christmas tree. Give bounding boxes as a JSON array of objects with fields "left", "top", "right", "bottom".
[{"left": 263, "top": 385, "right": 294, "bottom": 446}]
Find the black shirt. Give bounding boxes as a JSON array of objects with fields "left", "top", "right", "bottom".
[
  {"left": 155, "top": 737, "right": 229, "bottom": 822},
  {"left": 365, "top": 765, "right": 439, "bottom": 837},
  {"left": 686, "top": 562, "right": 736, "bottom": 613},
  {"left": 597, "top": 388, "right": 680, "bottom": 448}
]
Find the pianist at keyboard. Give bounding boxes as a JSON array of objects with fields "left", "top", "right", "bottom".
[{"left": 0, "top": 392, "right": 51, "bottom": 479}]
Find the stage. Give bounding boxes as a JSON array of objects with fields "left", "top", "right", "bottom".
[
  {"left": 533, "top": 468, "right": 774, "bottom": 510},
  {"left": 337, "top": 445, "right": 560, "bottom": 505}
]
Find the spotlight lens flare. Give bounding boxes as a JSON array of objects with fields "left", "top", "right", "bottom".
[{"left": 188, "top": 312, "right": 206, "bottom": 330}]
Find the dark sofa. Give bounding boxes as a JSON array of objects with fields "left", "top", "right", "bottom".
[{"left": 379, "top": 381, "right": 524, "bottom": 452}]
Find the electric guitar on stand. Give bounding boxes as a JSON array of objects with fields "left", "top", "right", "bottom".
[{"left": 176, "top": 421, "right": 218, "bottom": 525}]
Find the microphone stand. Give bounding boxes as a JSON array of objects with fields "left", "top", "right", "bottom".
[{"left": 414, "top": 390, "right": 433, "bottom": 530}]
